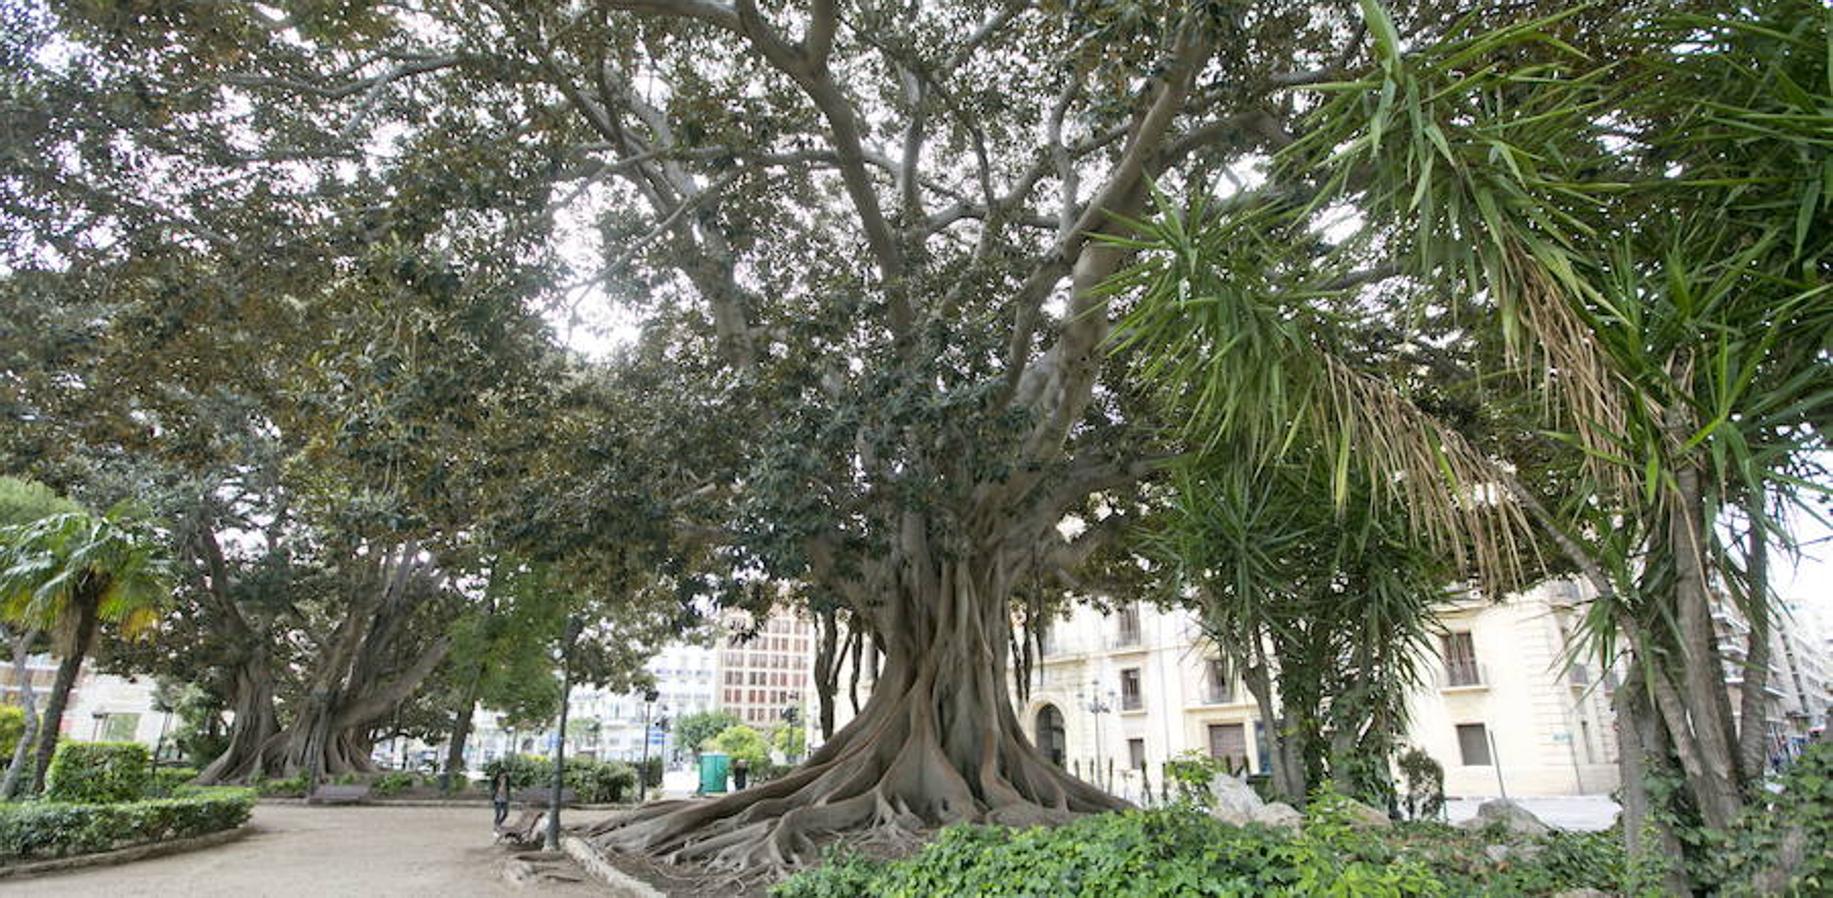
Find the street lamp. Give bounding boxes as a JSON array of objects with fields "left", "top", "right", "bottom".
[
  {"left": 638, "top": 687, "right": 661, "bottom": 803},
  {"left": 1077, "top": 684, "right": 1112, "bottom": 785},
  {"left": 546, "top": 615, "right": 585, "bottom": 852}
]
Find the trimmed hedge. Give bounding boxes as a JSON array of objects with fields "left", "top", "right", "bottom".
[
  {"left": 45, "top": 742, "right": 151, "bottom": 803},
  {"left": 481, "top": 755, "right": 637, "bottom": 804},
  {"left": 0, "top": 787, "right": 255, "bottom": 862},
  {"left": 149, "top": 767, "right": 200, "bottom": 797}
]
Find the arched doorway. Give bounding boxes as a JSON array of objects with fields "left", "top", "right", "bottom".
[{"left": 1035, "top": 704, "right": 1067, "bottom": 767}]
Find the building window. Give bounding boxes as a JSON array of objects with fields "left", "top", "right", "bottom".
[
  {"left": 1443, "top": 632, "right": 1482, "bottom": 687},
  {"left": 1456, "top": 723, "right": 1492, "bottom": 766},
  {"left": 1116, "top": 604, "right": 1142, "bottom": 647},
  {"left": 1207, "top": 723, "right": 1248, "bottom": 774},
  {"left": 1204, "top": 658, "right": 1233, "bottom": 704},
  {"left": 1127, "top": 738, "right": 1146, "bottom": 770},
  {"left": 101, "top": 712, "right": 140, "bottom": 742},
  {"left": 1119, "top": 668, "right": 1143, "bottom": 710}
]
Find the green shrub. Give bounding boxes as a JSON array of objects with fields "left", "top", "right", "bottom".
[
  {"left": 775, "top": 803, "right": 1444, "bottom": 898},
  {"left": 0, "top": 706, "right": 25, "bottom": 760},
  {"left": 710, "top": 725, "right": 770, "bottom": 768},
  {"left": 255, "top": 775, "right": 308, "bottom": 798},
  {"left": 148, "top": 767, "right": 200, "bottom": 797},
  {"left": 1396, "top": 748, "right": 1444, "bottom": 821},
  {"left": 371, "top": 771, "right": 419, "bottom": 797},
  {"left": 0, "top": 787, "right": 255, "bottom": 861},
  {"left": 1162, "top": 748, "right": 1225, "bottom": 803},
  {"left": 776, "top": 798, "right": 1666, "bottom": 898},
  {"left": 44, "top": 741, "right": 151, "bottom": 803},
  {"left": 636, "top": 755, "right": 664, "bottom": 789},
  {"left": 480, "top": 755, "right": 636, "bottom": 803},
  {"left": 1704, "top": 740, "right": 1833, "bottom": 896}
]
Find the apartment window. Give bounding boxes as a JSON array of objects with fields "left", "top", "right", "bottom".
[
  {"left": 1116, "top": 604, "right": 1142, "bottom": 647},
  {"left": 1204, "top": 658, "right": 1233, "bottom": 704},
  {"left": 1443, "top": 632, "right": 1481, "bottom": 687},
  {"left": 1127, "top": 738, "right": 1147, "bottom": 770},
  {"left": 1456, "top": 723, "right": 1492, "bottom": 766},
  {"left": 1207, "top": 723, "right": 1248, "bottom": 774},
  {"left": 1119, "top": 668, "right": 1143, "bottom": 710}
]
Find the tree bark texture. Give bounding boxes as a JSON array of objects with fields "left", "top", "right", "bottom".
[
  {"left": 588, "top": 562, "right": 1126, "bottom": 869},
  {"left": 1, "top": 627, "right": 41, "bottom": 800},
  {"left": 1667, "top": 461, "right": 1745, "bottom": 829},
  {"left": 1735, "top": 491, "right": 1772, "bottom": 780}
]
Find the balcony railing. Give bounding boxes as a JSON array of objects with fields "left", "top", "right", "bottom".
[{"left": 1440, "top": 660, "right": 1487, "bottom": 689}]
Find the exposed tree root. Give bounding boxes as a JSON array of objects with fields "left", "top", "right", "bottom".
[{"left": 587, "top": 656, "right": 1126, "bottom": 873}]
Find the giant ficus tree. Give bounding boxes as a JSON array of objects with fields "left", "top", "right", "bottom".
[{"left": 15, "top": 0, "right": 1477, "bottom": 866}]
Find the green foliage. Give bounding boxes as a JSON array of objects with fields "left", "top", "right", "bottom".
[
  {"left": 147, "top": 767, "right": 199, "bottom": 797},
  {"left": 772, "top": 723, "right": 806, "bottom": 760},
  {"left": 371, "top": 771, "right": 419, "bottom": 797},
  {"left": 0, "top": 478, "right": 80, "bottom": 528},
  {"left": 0, "top": 787, "right": 254, "bottom": 860},
  {"left": 775, "top": 804, "right": 1445, "bottom": 898},
  {"left": 673, "top": 710, "right": 741, "bottom": 757},
  {"left": 710, "top": 725, "right": 770, "bottom": 768},
  {"left": 777, "top": 802, "right": 1668, "bottom": 898},
  {"left": 636, "top": 755, "right": 663, "bottom": 790},
  {"left": 254, "top": 775, "right": 308, "bottom": 798},
  {"left": 1395, "top": 748, "right": 1444, "bottom": 821},
  {"left": 1696, "top": 741, "right": 1833, "bottom": 896},
  {"left": 0, "top": 706, "right": 24, "bottom": 761},
  {"left": 44, "top": 741, "right": 151, "bottom": 804},
  {"left": 1163, "top": 750, "right": 1227, "bottom": 802},
  {"left": 480, "top": 754, "right": 636, "bottom": 804}
]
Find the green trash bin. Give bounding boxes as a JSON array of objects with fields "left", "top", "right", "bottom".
[{"left": 698, "top": 752, "right": 730, "bottom": 794}]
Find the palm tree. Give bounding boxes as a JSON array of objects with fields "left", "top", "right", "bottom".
[{"left": 0, "top": 508, "right": 170, "bottom": 793}]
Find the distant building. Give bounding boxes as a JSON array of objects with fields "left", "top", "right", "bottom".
[{"left": 715, "top": 611, "right": 814, "bottom": 729}]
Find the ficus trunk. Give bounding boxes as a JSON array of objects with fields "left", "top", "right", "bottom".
[{"left": 588, "top": 554, "right": 1125, "bottom": 870}]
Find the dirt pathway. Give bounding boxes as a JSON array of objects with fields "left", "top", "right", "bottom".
[{"left": 2, "top": 803, "right": 619, "bottom": 897}]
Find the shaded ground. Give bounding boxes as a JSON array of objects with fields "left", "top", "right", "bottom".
[{"left": 2, "top": 803, "right": 619, "bottom": 897}]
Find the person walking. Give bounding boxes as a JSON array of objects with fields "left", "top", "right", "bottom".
[
  {"left": 732, "top": 757, "right": 749, "bottom": 790},
  {"left": 491, "top": 770, "right": 512, "bottom": 827}
]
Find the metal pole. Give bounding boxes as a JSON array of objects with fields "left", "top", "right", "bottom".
[
  {"left": 639, "top": 698, "right": 653, "bottom": 803},
  {"left": 1487, "top": 727, "right": 1508, "bottom": 800},
  {"left": 546, "top": 617, "right": 581, "bottom": 852}
]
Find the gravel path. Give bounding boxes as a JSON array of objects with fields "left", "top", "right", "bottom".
[{"left": 1, "top": 803, "right": 619, "bottom": 897}]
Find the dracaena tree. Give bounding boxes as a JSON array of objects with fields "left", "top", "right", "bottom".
[{"left": 1119, "top": 0, "right": 1829, "bottom": 884}]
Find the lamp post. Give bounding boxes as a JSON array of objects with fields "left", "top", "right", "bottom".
[
  {"left": 546, "top": 615, "right": 584, "bottom": 852},
  {"left": 638, "top": 687, "right": 661, "bottom": 803},
  {"left": 1077, "top": 684, "right": 1112, "bottom": 785}
]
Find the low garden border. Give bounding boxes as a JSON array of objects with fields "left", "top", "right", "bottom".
[{"left": 0, "top": 787, "right": 257, "bottom": 869}]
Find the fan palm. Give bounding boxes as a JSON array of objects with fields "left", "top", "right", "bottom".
[{"left": 0, "top": 508, "right": 170, "bottom": 793}]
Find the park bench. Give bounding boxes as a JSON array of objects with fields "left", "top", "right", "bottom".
[
  {"left": 494, "top": 789, "right": 574, "bottom": 846},
  {"left": 308, "top": 783, "right": 372, "bottom": 805}
]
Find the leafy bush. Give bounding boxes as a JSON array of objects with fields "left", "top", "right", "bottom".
[
  {"left": 0, "top": 787, "right": 255, "bottom": 861},
  {"left": 1162, "top": 749, "right": 1226, "bottom": 803},
  {"left": 711, "top": 725, "right": 770, "bottom": 768},
  {"left": 147, "top": 767, "right": 199, "bottom": 797},
  {"left": 371, "top": 771, "right": 419, "bottom": 797},
  {"left": 255, "top": 775, "right": 308, "bottom": 798},
  {"left": 45, "top": 741, "right": 151, "bottom": 803},
  {"left": 776, "top": 797, "right": 1666, "bottom": 898},
  {"left": 775, "top": 803, "right": 1443, "bottom": 898},
  {"left": 636, "top": 755, "right": 664, "bottom": 790},
  {"left": 0, "top": 706, "right": 24, "bottom": 760},
  {"left": 480, "top": 755, "right": 636, "bottom": 803},
  {"left": 1703, "top": 740, "right": 1833, "bottom": 896},
  {"left": 1396, "top": 748, "right": 1444, "bottom": 820}
]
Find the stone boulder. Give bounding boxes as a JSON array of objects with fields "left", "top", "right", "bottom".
[
  {"left": 1205, "top": 774, "right": 1265, "bottom": 826},
  {"left": 1337, "top": 798, "right": 1394, "bottom": 828},
  {"left": 1253, "top": 801, "right": 1303, "bottom": 830},
  {"left": 1456, "top": 799, "right": 1551, "bottom": 838}
]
